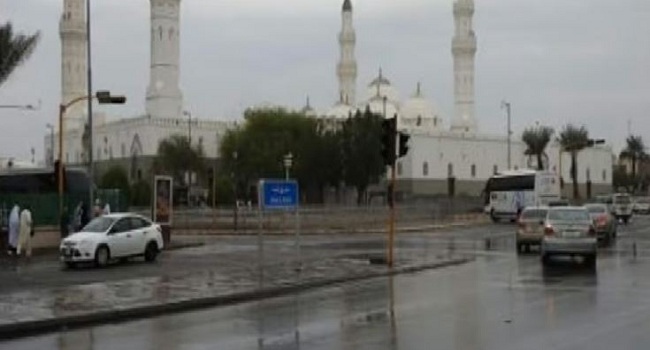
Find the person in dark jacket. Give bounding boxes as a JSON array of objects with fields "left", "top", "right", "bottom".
[{"left": 60, "top": 205, "right": 70, "bottom": 239}]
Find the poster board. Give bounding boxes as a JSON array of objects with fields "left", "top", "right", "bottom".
[{"left": 153, "top": 175, "right": 173, "bottom": 225}]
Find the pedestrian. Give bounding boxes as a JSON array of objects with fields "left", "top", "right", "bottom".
[
  {"left": 16, "top": 205, "right": 33, "bottom": 258},
  {"left": 60, "top": 205, "right": 70, "bottom": 239},
  {"left": 7, "top": 203, "right": 20, "bottom": 256},
  {"left": 93, "top": 199, "right": 103, "bottom": 218},
  {"left": 103, "top": 201, "right": 111, "bottom": 215},
  {"left": 73, "top": 201, "right": 83, "bottom": 232},
  {"left": 81, "top": 201, "right": 90, "bottom": 227}
]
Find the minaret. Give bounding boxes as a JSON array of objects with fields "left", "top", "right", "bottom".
[
  {"left": 146, "top": 0, "right": 183, "bottom": 119},
  {"left": 59, "top": 0, "right": 87, "bottom": 131},
  {"left": 336, "top": 0, "right": 357, "bottom": 105},
  {"left": 451, "top": 0, "right": 478, "bottom": 133}
]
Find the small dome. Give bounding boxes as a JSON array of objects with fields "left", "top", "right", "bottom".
[
  {"left": 364, "top": 69, "right": 401, "bottom": 106},
  {"left": 400, "top": 84, "right": 444, "bottom": 131},
  {"left": 363, "top": 96, "right": 399, "bottom": 119},
  {"left": 325, "top": 103, "right": 355, "bottom": 119},
  {"left": 342, "top": 0, "right": 352, "bottom": 12}
]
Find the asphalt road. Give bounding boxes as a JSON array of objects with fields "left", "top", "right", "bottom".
[
  {"left": 4, "top": 216, "right": 650, "bottom": 349},
  {"left": 0, "top": 222, "right": 506, "bottom": 293}
]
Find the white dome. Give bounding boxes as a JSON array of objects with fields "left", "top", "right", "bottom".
[
  {"left": 399, "top": 85, "right": 444, "bottom": 132},
  {"left": 363, "top": 96, "right": 399, "bottom": 119},
  {"left": 325, "top": 103, "right": 355, "bottom": 119},
  {"left": 364, "top": 72, "right": 401, "bottom": 106}
]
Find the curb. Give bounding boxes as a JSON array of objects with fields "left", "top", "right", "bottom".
[{"left": 0, "top": 257, "right": 471, "bottom": 340}]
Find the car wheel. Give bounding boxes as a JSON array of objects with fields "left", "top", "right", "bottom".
[
  {"left": 584, "top": 254, "right": 597, "bottom": 269},
  {"left": 95, "top": 246, "right": 110, "bottom": 268},
  {"left": 144, "top": 242, "right": 158, "bottom": 262},
  {"left": 490, "top": 210, "right": 499, "bottom": 223}
]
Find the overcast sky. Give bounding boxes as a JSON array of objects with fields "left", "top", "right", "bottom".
[{"left": 1, "top": 0, "right": 649, "bottom": 161}]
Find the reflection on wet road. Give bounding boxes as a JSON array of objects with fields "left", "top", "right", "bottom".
[{"left": 3, "top": 217, "right": 650, "bottom": 350}]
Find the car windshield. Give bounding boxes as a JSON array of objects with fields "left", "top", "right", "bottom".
[
  {"left": 614, "top": 195, "right": 631, "bottom": 204},
  {"left": 586, "top": 205, "right": 607, "bottom": 214},
  {"left": 521, "top": 209, "right": 547, "bottom": 220},
  {"left": 548, "top": 209, "right": 590, "bottom": 221},
  {"left": 82, "top": 216, "right": 117, "bottom": 233}
]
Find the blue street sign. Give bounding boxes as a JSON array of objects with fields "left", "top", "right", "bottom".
[{"left": 259, "top": 179, "right": 299, "bottom": 210}]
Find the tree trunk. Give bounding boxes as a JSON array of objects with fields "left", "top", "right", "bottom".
[
  {"left": 571, "top": 152, "right": 579, "bottom": 199},
  {"left": 356, "top": 186, "right": 366, "bottom": 206},
  {"left": 537, "top": 153, "right": 544, "bottom": 171}
]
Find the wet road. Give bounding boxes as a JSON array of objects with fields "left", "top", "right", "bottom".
[{"left": 4, "top": 217, "right": 650, "bottom": 349}]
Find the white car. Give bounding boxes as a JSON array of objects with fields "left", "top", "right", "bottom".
[{"left": 60, "top": 213, "right": 164, "bottom": 268}]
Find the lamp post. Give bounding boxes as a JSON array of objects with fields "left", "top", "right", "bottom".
[
  {"left": 58, "top": 91, "right": 126, "bottom": 216},
  {"left": 284, "top": 153, "right": 294, "bottom": 180},
  {"left": 46, "top": 124, "right": 55, "bottom": 166},
  {"left": 86, "top": 0, "right": 95, "bottom": 209},
  {"left": 501, "top": 101, "right": 512, "bottom": 169},
  {"left": 232, "top": 151, "right": 239, "bottom": 231}
]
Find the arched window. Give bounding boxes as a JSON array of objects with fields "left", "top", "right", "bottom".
[
  {"left": 448, "top": 163, "right": 454, "bottom": 178},
  {"left": 586, "top": 168, "right": 591, "bottom": 181},
  {"left": 471, "top": 164, "right": 477, "bottom": 178},
  {"left": 493, "top": 165, "right": 498, "bottom": 175},
  {"left": 602, "top": 169, "right": 607, "bottom": 181},
  {"left": 397, "top": 162, "right": 403, "bottom": 176},
  {"left": 423, "top": 162, "right": 429, "bottom": 176},
  {"left": 159, "top": 26, "right": 163, "bottom": 40}
]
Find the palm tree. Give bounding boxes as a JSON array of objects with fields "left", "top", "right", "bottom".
[
  {"left": 559, "top": 124, "right": 590, "bottom": 199},
  {"left": 620, "top": 135, "right": 647, "bottom": 191},
  {"left": 522, "top": 125, "right": 554, "bottom": 170},
  {"left": 0, "top": 22, "right": 40, "bottom": 87}
]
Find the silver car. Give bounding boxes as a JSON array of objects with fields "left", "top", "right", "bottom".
[{"left": 541, "top": 207, "right": 598, "bottom": 268}]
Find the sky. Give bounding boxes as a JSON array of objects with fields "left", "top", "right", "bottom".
[{"left": 1, "top": 0, "right": 649, "bottom": 162}]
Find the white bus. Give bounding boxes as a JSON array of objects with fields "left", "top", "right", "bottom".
[{"left": 483, "top": 170, "right": 561, "bottom": 222}]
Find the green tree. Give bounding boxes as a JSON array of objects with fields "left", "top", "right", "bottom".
[
  {"left": 559, "top": 124, "right": 590, "bottom": 199},
  {"left": 522, "top": 125, "right": 554, "bottom": 170},
  {"left": 0, "top": 23, "right": 40, "bottom": 87},
  {"left": 154, "top": 135, "right": 205, "bottom": 186},
  {"left": 613, "top": 165, "right": 634, "bottom": 193},
  {"left": 220, "top": 107, "right": 339, "bottom": 203},
  {"left": 341, "top": 107, "right": 384, "bottom": 205},
  {"left": 620, "top": 135, "right": 647, "bottom": 191},
  {"left": 100, "top": 165, "right": 130, "bottom": 198},
  {"left": 130, "top": 179, "right": 151, "bottom": 207}
]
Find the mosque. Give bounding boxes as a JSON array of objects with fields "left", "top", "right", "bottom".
[{"left": 46, "top": 0, "right": 613, "bottom": 198}]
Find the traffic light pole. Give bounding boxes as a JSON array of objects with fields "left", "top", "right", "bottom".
[{"left": 387, "top": 159, "right": 396, "bottom": 268}]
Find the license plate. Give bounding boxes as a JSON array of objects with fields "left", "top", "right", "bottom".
[{"left": 563, "top": 231, "right": 581, "bottom": 238}]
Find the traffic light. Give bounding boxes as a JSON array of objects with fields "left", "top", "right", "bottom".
[
  {"left": 398, "top": 132, "right": 410, "bottom": 158},
  {"left": 381, "top": 117, "right": 397, "bottom": 166}
]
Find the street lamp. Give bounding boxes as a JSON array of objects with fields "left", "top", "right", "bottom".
[
  {"left": 58, "top": 90, "right": 126, "bottom": 216},
  {"left": 284, "top": 153, "right": 294, "bottom": 180},
  {"left": 232, "top": 151, "right": 239, "bottom": 231},
  {"left": 46, "top": 124, "right": 55, "bottom": 166},
  {"left": 501, "top": 100, "right": 512, "bottom": 169},
  {"left": 0, "top": 100, "right": 41, "bottom": 110}
]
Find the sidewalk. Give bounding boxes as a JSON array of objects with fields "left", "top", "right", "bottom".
[{"left": 0, "top": 244, "right": 471, "bottom": 339}]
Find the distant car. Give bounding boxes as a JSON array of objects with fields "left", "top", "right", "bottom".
[
  {"left": 633, "top": 197, "right": 650, "bottom": 215},
  {"left": 516, "top": 206, "right": 549, "bottom": 254},
  {"left": 585, "top": 203, "right": 617, "bottom": 246},
  {"left": 541, "top": 207, "right": 597, "bottom": 268},
  {"left": 60, "top": 213, "right": 164, "bottom": 268},
  {"left": 612, "top": 193, "right": 633, "bottom": 224}
]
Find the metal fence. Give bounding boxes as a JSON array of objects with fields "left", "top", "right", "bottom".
[{"left": 132, "top": 197, "right": 484, "bottom": 233}]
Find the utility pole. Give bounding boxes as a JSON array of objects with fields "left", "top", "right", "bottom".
[
  {"left": 87, "top": 0, "right": 95, "bottom": 208},
  {"left": 502, "top": 101, "right": 512, "bottom": 169}
]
